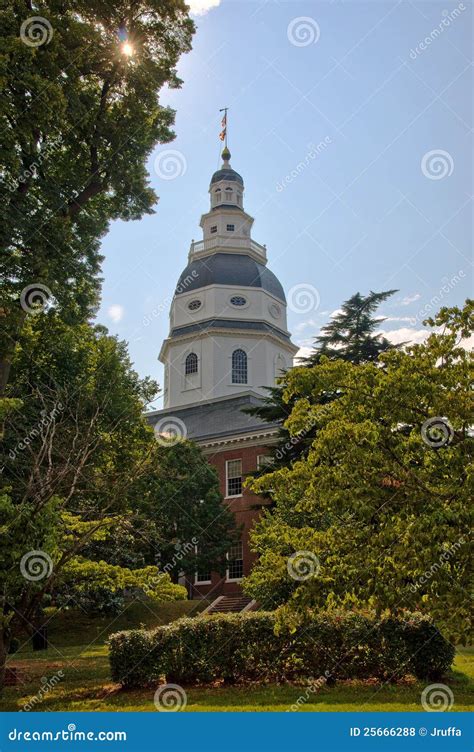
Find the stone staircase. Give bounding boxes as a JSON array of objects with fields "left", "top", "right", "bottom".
[{"left": 202, "top": 595, "right": 257, "bottom": 615}]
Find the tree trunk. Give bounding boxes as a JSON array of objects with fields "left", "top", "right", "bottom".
[{"left": 0, "top": 628, "right": 11, "bottom": 695}]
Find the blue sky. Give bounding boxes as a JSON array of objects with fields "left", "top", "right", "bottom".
[{"left": 97, "top": 0, "right": 472, "bottom": 407}]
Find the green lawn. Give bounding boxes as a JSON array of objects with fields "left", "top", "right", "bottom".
[{"left": 1, "top": 602, "right": 473, "bottom": 712}]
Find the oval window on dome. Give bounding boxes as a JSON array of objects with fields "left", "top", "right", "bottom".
[
  {"left": 188, "top": 299, "right": 202, "bottom": 311},
  {"left": 230, "top": 295, "right": 247, "bottom": 307}
]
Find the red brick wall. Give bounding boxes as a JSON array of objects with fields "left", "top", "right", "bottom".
[{"left": 187, "top": 443, "right": 273, "bottom": 600}]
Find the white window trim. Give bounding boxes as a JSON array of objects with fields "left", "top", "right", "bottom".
[
  {"left": 225, "top": 458, "right": 243, "bottom": 499},
  {"left": 257, "top": 454, "right": 273, "bottom": 470},
  {"left": 226, "top": 543, "right": 243, "bottom": 582},
  {"left": 194, "top": 545, "right": 212, "bottom": 585}
]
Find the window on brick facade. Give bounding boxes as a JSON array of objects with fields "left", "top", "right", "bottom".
[
  {"left": 257, "top": 454, "right": 273, "bottom": 471},
  {"left": 194, "top": 545, "right": 211, "bottom": 584},
  {"left": 226, "top": 459, "right": 242, "bottom": 497},
  {"left": 227, "top": 541, "right": 243, "bottom": 580}
]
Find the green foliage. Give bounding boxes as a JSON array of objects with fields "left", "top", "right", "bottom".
[
  {"left": 130, "top": 440, "right": 238, "bottom": 578},
  {"left": 109, "top": 611, "right": 454, "bottom": 688},
  {"left": 245, "top": 290, "right": 398, "bottom": 471},
  {"left": 245, "top": 302, "right": 473, "bottom": 641},
  {"left": 0, "top": 0, "right": 194, "bottom": 390}
]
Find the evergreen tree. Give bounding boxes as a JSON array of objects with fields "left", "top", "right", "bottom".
[{"left": 246, "top": 290, "right": 398, "bottom": 471}]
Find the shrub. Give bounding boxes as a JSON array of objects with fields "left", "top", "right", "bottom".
[{"left": 109, "top": 611, "right": 454, "bottom": 688}]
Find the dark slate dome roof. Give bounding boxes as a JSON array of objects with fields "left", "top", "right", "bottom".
[
  {"left": 175, "top": 253, "right": 286, "bottom": 301},
  {"left": 210, "top": 168, "right": 244, "bottom": 186}
]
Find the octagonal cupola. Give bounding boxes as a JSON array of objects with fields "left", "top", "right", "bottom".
[{"left": 209, "top": 147, "right": 244, "bottom": 210}]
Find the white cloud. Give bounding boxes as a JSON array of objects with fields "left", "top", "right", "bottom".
[
  {"left": 107, "top": 304, "right": 124, "bottom": 323},
  {"left": 187, "top": 0, "right": 221, "bottom": 15},
  {"left": 330, "top": 308, "right": 343, "bottom": 318},
  {"left": 384, "top": 316, "right": 416, "bottom": 324},
  {"left": 293, "top": 318, "right": 320, "bottom": 334},
  {"left": 399, "top": 293, "right": 421, "bottom": 306},
  {"left": 294, "top": 346, "right": 312, "bottom": 364},
  {"left": 379, "top": 327, "right": 429, "bottom": 346}
]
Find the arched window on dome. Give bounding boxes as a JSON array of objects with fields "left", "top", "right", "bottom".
[
  {"left": 185, "top": 352, "right": 198, "bottom": 375},
  {"left": 225, "top": 187, "right": 233, "bottom": 203},
  {"left": 214, "top": 189, "right": 221, "bottom": 205},
  {"left": 231, "top": 349, "right": 247, "bottom": 384}
]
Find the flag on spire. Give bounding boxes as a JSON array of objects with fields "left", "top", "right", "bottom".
[{"left": 219, "top": 108, "right": 228, "bottom": 143}]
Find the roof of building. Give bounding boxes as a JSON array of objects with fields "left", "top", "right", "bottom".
[
  {"left": 210, "top": 168, "right": 244, "bottom": 186},
  {"left": 175, "top": 253, "right": 286, "bottom": 301},
  {"left": 147, "top": 393, "right": 279, "bottom": 443},
  {"left": 169, "top": 318, "right": 292, "bottom": 342}
]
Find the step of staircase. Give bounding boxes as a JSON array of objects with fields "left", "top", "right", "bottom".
[{"left": 202, "top": 595, "right": 257, "bottom": 615}]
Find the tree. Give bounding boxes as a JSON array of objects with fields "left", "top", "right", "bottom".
[
  {"left": 244, "top": 302, "right": 473, "bottom": 642},
  {"left": 0, "top": 0, "right": 194, "bottom": 391},
  {"left": 304, "top": 289, "right": 398, "bottom": 366},
  {"left": 131, "top": 441, "right": 239, "bottom": 583},
  {"left": 0, "top": 315, "right": 177, "bottom": 689},
  {"left": 246, "top": 290, "right": 398, "bottom": 470}
]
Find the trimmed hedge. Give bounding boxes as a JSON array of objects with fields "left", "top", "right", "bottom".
[{"left": 109, "top": 611, "right": 454, "bottom": 688}]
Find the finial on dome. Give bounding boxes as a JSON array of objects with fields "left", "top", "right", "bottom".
[{"left": 221, "top": 146, "right": 231, "bottom": 165}]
